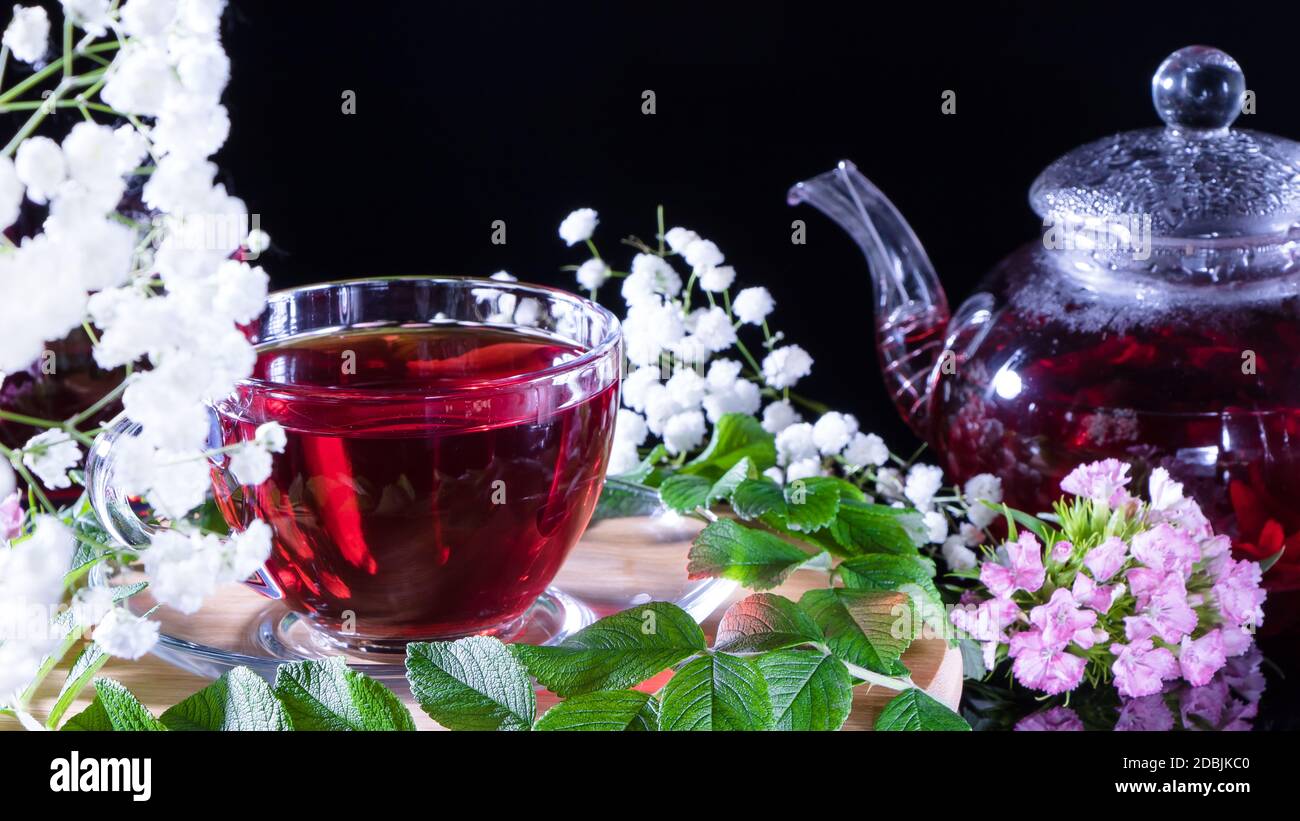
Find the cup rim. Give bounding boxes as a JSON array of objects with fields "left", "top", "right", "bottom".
[{"left": 230, "top": 275, "right": 623, "bottom": 402}]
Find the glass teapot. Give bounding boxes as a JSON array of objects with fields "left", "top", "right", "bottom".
[{"left": 790, "top": 46, "right": 1300, "bottom": 586}]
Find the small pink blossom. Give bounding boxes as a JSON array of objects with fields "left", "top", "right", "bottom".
[
  {"left": 0, "top": 492, "right": 21, "bottom": 540},
  {"left": 1212, "top": 558, "right": 1266, "bottom": 628},
  {"left": 1072, "top": 572, "right": 1124, "bottom": 613},
  {"left": 1178, "top": 629, "right": 1227, "bottom": 687},
  {"left": 1050, "top": 540, "right": 1073, "bottom": 562},
  {"left": 1060, "top": 459, "right": 1132, "bottom": 507},
  {"left": 1130, "top": 523, "right": 1199, "bottom": 578},
  {"left": 1110, "top": 639, "right": 1179, "bottom": 698},
  {"left": 1123, "top": 572, "right": 1198, "bottom": 644},
  {"left": 1125, "top": 565, "right": 1164, "bottom": 604},
  {"left": 1220, "top": 625, "right": 1255, "bottom": 658},
  {"left": 1147, "top": 496, "right": 1213, "bottom": 541},
  {"left": 950, "top": 597, "right": 1021, "bottom": 672},
  {"left": 1083, "top": 536, "right": 1129, "bottom": 582},
  {"left": 980, "top": 531, "right": 1045, "bottom": 598},
  {"left": 1029, "top": 588, "right": 1098, "bottom": 650},
  {"left": 1009, "top": 629, "right": 1087, "bottom": 695},
  {"left": 1015, "top": 706, "right": 1084, "bottom": 732},
  {"left": 1147, "top": 467, "right": 1184, "bottom": 511}
]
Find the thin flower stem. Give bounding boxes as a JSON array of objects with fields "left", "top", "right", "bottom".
[
  {"left": 0, "top": 41, "right": 119, "bottom": 105},
  {"left": 0, "top": 443, "right": 57, "bottom": 514},
  {"left": 63, "top": 20, "right": 73, "bottom": 81},
  {"left": 0, "top": 44, "right": 9, "bottom": 92},
  {"left": 656, "top": 205, "right": 665, "bottom": 255},
  {"left": 0, "top": 410, "right": 64, "bottom": 429}
]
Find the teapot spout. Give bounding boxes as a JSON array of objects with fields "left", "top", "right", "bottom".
[{"left": 788, "top": 160, "right": 950, "bottom": 438}]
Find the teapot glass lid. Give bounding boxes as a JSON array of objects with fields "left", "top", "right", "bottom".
[{"left": 1029, "top": 46, "right": 1300, "bottom": 240}]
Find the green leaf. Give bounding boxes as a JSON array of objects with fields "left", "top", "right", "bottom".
[
  {"left": 533, "top": 690, "right": 659, "bottom": 731},
  {"left": 757, "top": 649, "right": 853, "bottom": 731},
  {"left": 1260, "top": 544, "right": 1287, "bottom": 574},
  {"left": 730, "top": 478, "right": 786, "bottom": 521},
  {"left": 272, "top": 657, "right": 415, "bottom": 731},
  {"left": 591, "top": 478, "right": 663, "bottom": 524},
  {"left": 160, "top": 667, "right": 293, "bottom": 731},
  {"left": 874, "top": 688, "right": 971, "bottom": 731},
  {"left": 708, "top": 456, "right": 754, "bottom": 503},
  {"left": 658, "top": 652, "right": 772, "bottom": 731},
  {"left": 679, "top": 413, "right": 776, "bottom": 480},
  {"left": 958, "top": 638, "right": 988, "bottom": 680},
  {"left": 781, "top": 476, "right": 842, "bottom": 533},
  {"left": 406, "top": 636, "right": 535, "bottom": 731},
  {"left": 837, "top": 553, "right": 946, "bottom": 637},
  {"left": 993, "top": 502, "right": 1052, "bottom": 544},
  {"left": 714, "top": 593, "right": 824, "bottom": 653},
  {"left": 611, "top": 444, "right": 667, "bottom": 483},
  {"left": 63, "top": 679, "right": 166, "bottom": 732},
  {"left": 799, "top": 588, "right": 913, "bottom": 676},
  {"left": 512, "top": 602, "right": 706, "bottom": 697},
  {"left": 659, "top": 473, "right": 712, "bottom": 513},
  {"left": 687, "top": 518, "right": 812, "bottom": 590},
  {"left": 822, "top": 499, "right": 926, "bottom": 556}
]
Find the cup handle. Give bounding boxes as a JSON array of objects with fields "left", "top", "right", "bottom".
[{"left": 84, "top": 411, "right": 283, "bottom": 600}]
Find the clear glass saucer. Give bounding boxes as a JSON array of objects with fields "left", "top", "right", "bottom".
[{"left": 91, "top": 481, "right": 735, "bottom": 682}]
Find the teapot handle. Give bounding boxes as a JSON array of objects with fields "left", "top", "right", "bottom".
[{"left": 84, "top": 412, "right": 282, "bottom": 599}]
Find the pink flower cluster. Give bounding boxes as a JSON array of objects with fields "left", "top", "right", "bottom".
[{"left": 951, "top": 461, "right": 1268, "bottom": 698}]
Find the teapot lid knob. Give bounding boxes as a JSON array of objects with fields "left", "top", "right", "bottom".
[{"left": 1152, "top": 46, "right": 1245, "bottom": 135}]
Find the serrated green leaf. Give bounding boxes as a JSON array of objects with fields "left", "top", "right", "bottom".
[
  {"left": 731, "top": 478, "right": 787, "bottom": 521},
  {"left": 406, "top": 636, "right": 535, "bottom": 730},
  {"left": 799, "top": 588, "right": 913, "bottom": 676},
  {"left": 272, "top": 657, "right": 415, "bottom": 731},
  {"left": 708, "top": 457, "right": 754, "bottom": 504},
  {"left": 160, "top": 667, "right": 293, "bottom": 731},
  {"left": 757, "top": 649, "right": 853, "bottom": 731},
  {"left": 781, "top": 476, "right": 842, "bottom": 533},
  {"left": 63, "top": 679, "right": 166, "bottom": 732},
  {"left": 837, "top": 553, "right": 946, "bottom": 638},
  {"left": 822, "top": 499, "right": 925, "bottom": 556},
  {"left": 678, "top": 413, "right": 776, "bottom": 480},
  {"left": 533, "top": 690, "right": 659, "bottom": 731},
  {"left": 512, "top": 602, "right": 706, "bottom": 697},
  {"left": 591, "top": 478, "right": 663, "bottom": 524},
  {"left": 875, "top": 688, "right": 971, "bottom": 731},
  {"left": 659, "top": 474, "right": 712, "bottom": 513},
  {"left": 714, "top": 593, "right": 824, "bottom": 653},
  {"left": 658, "top": 652, "right": 772, "bottom": 731},
  {"left": 687, "top": 518, "right": 812, "bottom": 590},
  {"left": 611, "top": 444, "right": 667, "bottom": 483}
]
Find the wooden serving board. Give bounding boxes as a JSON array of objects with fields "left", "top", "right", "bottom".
[{"left": 3, "top": 515, "right": 962, "bottom": 731}]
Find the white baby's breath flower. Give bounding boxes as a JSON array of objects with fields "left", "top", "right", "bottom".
[
  {"left": 13, "top": 136, "right": 65, "bottom": 204},
  {"left": 665, "top": 368, "right": 707, "bottom": 410},
  {"left": 228, "top": 442, "right": 272, "bottom": 486},
  {"left": 812, "top": 411, "right": 858, "bottom": 455},
  {"left": 121, "top": 0, "right": 180, "bottom": 39},
  {"left": 102, "top": 43, "right": 178, "bottom": 115},
  {"left": 621, "top": 367, "right": 661, "bottom": 412},
  {"left": 691, "top": 306, "right": 737, "bottom": 352},
  {"left": 662, "top": 410, "right": 706, "bottom": 455},
  {"left": 614, "top": 409, "right": 649, "bottom": 447},
  {"left": 622, "top": 300, "right": 684, "bottom": 367},
  {"left": 558, "top": 207, "right": 598, "bottom": 246},
  {"left": 904, "top": 463, "right": 944, "bottom": 510},
  {"left": 70, "top": 587, "right": 114, "bottom": 626},
  {"left": 93, "top": 609, "right": 161, "bottom": 659},
  {"left": 875, "top": 466, "right": 904, "bottom": 500},
  {"left": 681, "top": 238, "right": 723, "bottom": 270},
  {"left": 664, "top": 226, "right": 699, "bottom": 254},
  {"left": 786, "top": 457, "right": 825, "bottom": 482},
  {"left": 761, "top": 344, "right": 813, "bottom": 389},
  {"left": 0, "top": 155, "right": 24, "bottom": 230},
  {"left": 733, "top": 286, "right": 774, "bottom": 325},
  {"left": 702, "top": 378, "right": 760, "bottom": 423},
  {"left": 625, "top": 253, "right": 682, "bottom": 303},
  {"left": 576, "top": 258, "right": 610, "bottom": 291},
  {"left": 842, "top": 432, "right": 889, "bottom": 470},
  {"left": 21, "top": 429, "right": 81, "bottom": 490},
  {"left": 923, "top": 510, "right": 948, "bottom": 544},
  {"left": 3, "top": 5, "right": 49, "bottom": 64},
  {"left": 606, "top": 439, "right": 641, "bottom": 476},
  {"left": 705, "top": 358, "right": 742, "bottom": 391},
  {"left": 0, "top": 515, "right": 73, "bottom": 697},
  {"left": 176, "top": 40, "right": 230, "bottom": 100},
  {"left": 60, "top": 0, "right": 112, "bottom": 35},
  {"left": 245, "top": 227, "right": 272, "bottom": 254},
  {"left": 761, "top": 399, "right": 802, "bottom": 435},
  {"left": 255, "top": 421, "right": 287, "bottom": 453},
  {"left": 229, "top": 520, "right": 272, "bottom": 580},
  {"left": 942, "top": 536, "right": 977, "bottom": 571},
  {"left": 698, "top": 265, "right": 735, "bottom": 293},
  {"left": 762, "top": 466, "right": 784, "bottom": 485},
  {"left": 775, "top": 421, "right": 817, "bottom": 466},
  {"left": 962, "top": 472, "right": 1002, "bottom": 528}
]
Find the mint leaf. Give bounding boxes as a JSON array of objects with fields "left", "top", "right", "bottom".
[
  {"left": 714, "top": 592, "right": 824, "bottom": 653},
  {"left": 406, "top": 636, "right": 535, "bottom": 731},
  {"left": 659, "top": 474, "right": 712, "bottom": 513},
  {"left": 781, "top": 476, "right": 842, "bottom": 533},
  {"left": 160, "top": 667, "right": 293, "bottom": 731},
  {"left": 612, "top": 444, "right": 667, "bottom": 483},
  {"left": 823, "top": 499, "right": 925, "bottom": 556},
  {"left": 708, "top": 456, "right": 754, "bottom": 502},
  {"left": 757, "top": 649, "right": 853, "bottom": 731},
  {"left": 658, "top": 652, "right": 772, "bottom": 731},
  {"left": 63, "top": 679, "right": 166, "bottom": 732},
  {"left": 533, "top": 690, "right": 659, "bottom": 731},
  {"left": 837, "top": 553, "right": 945, "bottom": 636},
  {"left": 731, "top": 477, "right": 786, "bottom": 521},
  {"left": 688, "top": 518, "right": 811, "bottom": 590},
  {"left": 679, "top": 413, "right": 776, "bottom": 480},
  {"left": 874, "top": 688, "right": 971, "bottom": 731},
  {"left": 799, "top": 588, "right": 913, "bottom": 676},
  {"left": 512, "top": 602, "right": 706, "bottom": 697},
  {"left": 591, "top": 478, "right": 662, "bottom": 524},
  {"left": 273, "top": 657, "right": 415, "bottom": 731}
]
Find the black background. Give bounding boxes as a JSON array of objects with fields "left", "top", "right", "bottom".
[{"left": 215, "top": 0, "right": 1300, "bottom": 450}]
